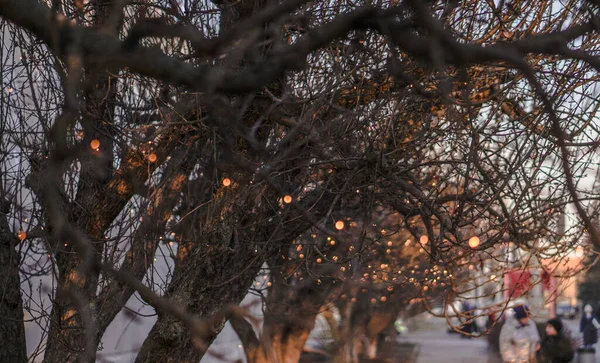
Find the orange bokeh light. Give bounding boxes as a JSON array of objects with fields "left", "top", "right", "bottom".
[
  {"left": 335, "top": 220, "right": 345, "bottom": 230},
  {"left": 17, "top": 230, "right": 26, "bottom": 241},
  {"left": 90, "top": 139, "right": 100, "bottom": 150},
  {"left": 283, "top": 195, "right": 292, "bottom": 204},
  {"left": 419, "top": 235, "right": 429, "bottom": 245},
  {"left": 148, "top": 153, "right": 157, "bottom": 163},
  {"left": 468, "top": 236, "right": 480, "bottom": 249},
  {"left": 222, "top": 178, "right": 231, "bottom": 187}
]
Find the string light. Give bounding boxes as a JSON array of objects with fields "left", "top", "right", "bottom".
[
  {"left": 283, "top": 195, "right": 293, "bottom": 204},
  {"left": 17, "top": 231, "right": 26, "bottom": 241},
  {"left": 222, "top": 178, "right": 231, "bottom": 187},
  {"left": 420, "top": 235, "right": 428, "bottom": 245},
  {"left": 90, "top": 139, "right": 100, "bottom": 150},
  {"left": 468, "top": 236, "right": 480, "bottom": 249},
  {"left": 148, "top": 153, "right": 157, "bottom": 163},
  {"left": 335, "top": 220, "right": 345, "bottom": 230}
]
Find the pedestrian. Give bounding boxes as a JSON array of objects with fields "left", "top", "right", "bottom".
[
  {"left": 488, "top": 310, "right": 497, "bottom": 329},
  {"left": 499, "top": 305, "right": 540, "bottom": 363},
  {"left": 460, "top": 301, "right": 475, "bottom": 337},
  {"left": 579, "top": 304, "right": 600, "bottom": 348},
  {"left": 540, "top": 318, "right": 574, "bottom": 363}
]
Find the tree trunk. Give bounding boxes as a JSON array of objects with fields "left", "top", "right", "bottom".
[
  {"left": 0, "top": 206, "right": 27, "bottom": 363},
  {"left": 250, "top": 325, "right": 312, "bottom": 363},
  {"left": 134, "top": 243, "right": 264, "bottom": 363},
  {"left": 42, "top": 2, "right": 120, "bottom": 361},
  {"left": 135, "top": 175, "right": 340, "bottom": 362}
]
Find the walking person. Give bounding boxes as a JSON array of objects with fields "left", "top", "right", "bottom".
[
  {"left": 579, "top": 304, "right": 600, "bottom": 348},
  {"left": 540, "top": 318, "right": 574, "bottom": 363},
  {"left": 461, "top": 301, "right": 475, "bottom": 337},
  {"left": 499, "top": 305, "right": 540, "bottom": 363}
]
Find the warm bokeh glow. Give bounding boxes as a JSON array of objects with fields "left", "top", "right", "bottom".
[
  {"left": 419, "top": 235, "right": 429, "bottom": 245},
  {"left": 90, "top": 139, "right": 100, "bottom": 150},
  {"left": 148, "top": 153, "right": 157, "bottom": 163},
  {"left": 222, "top": 178, "right": 231, "bottom": 187},
  {"left": 17, "top": 230, "right": 26, "bottom": 241},
  {"left": 468, "top": 236, "right": 480, "bottom": 249},
  {"left": 335, "top": 220, "right": 345, "bottom": 230},
  {"left": 283, "top": 195, "right": 292, "bottom": 204}
]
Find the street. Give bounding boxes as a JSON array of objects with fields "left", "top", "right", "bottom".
[
  {"left": 563, "top": 318, "right": 600, "bottom": 362},
  {"left": 402, "top": 316, "right": 600, "bottom": 363},
  {"left": 404, "top": 329, "right": 502, "bottom": 363}
]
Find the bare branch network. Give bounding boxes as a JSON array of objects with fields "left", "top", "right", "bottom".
[{"left": 0, "top": 0, "right": 599, "bottom": 362}]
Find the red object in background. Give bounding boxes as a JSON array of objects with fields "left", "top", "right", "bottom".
[
  {"left": 506, "top": 269, "right": 532, "bottom": 298},
  {"left": 541, "top": 270, "right": 555, "bottom": 292}
]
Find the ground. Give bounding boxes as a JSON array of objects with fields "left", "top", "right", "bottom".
[
  {"left": 404, "top": 329, "right": 501, "bottom": 363},
  {"left": 403, "top": 315, "right": 600, "bottom": 363}
]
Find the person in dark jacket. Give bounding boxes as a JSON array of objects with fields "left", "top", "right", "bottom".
[
  {"left": 579, "top": 304, "right": 600, "bottom": 348},
  {"left": 540, "top": 318, "right": 574, "bottom": 363}
]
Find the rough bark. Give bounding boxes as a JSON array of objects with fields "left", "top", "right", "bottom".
[
  {"left": 134, "top": 182, "right": 277, "bottom": 363},
  {"left": 135, "top": 176, "right": 341, "bottom": 362},
  {"left": 42, "top": 2, "right": 122, "bottom": 361},
  {"left": 93, "top": 144, "right": 198, "bottom": 338},
  {"left": 0, "top": 204, "right": 27, "bottom": 363},
  {"left": 250, "top": 264, "right": 341, "bottom": 362}
]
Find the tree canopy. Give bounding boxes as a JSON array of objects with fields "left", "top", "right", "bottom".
[{"left": 1, "top": 0, "right": 600, "bottom": 362}]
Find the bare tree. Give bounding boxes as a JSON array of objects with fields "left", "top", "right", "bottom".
[{"left": 1, "top": 0, "right": 600, "bottom": 362}]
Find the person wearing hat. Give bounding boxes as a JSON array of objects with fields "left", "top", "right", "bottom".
[
  {"left": 499, "top": 305, "right": 541, "bottom": 363},
  {"left": 540, "top": 318, "right": 574, "bottom": 363}
]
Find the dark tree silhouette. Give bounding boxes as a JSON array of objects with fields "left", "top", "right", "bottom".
[{"left": 1, "top": 0, "right": 600, "bottom": 362}]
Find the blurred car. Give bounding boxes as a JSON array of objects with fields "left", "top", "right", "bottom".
[{"left": 556, "top": 302, "right": 577, "bottom": 319}]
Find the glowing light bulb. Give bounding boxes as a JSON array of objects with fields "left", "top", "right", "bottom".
[
  {"left": 283, "top": 195, "right": 292, "bottom": 204},
  {"left": 17, "top": 231, "right": 26, "bottom": 241},
  {"left": 420, "top": 235, "right": 429, "bottom": 245},
  {"left": 222, "top": 178, "right": 231, "bottom": 187},
  {"left": 90, "top": 139, "right": 100, "bottom": 150},
  {"left": 148, "top": 153, "right": 157, "bottom": 163},
  {"left": 468, "top": 236, "right": 480, "bottom": 249},
  {"left": 335, "top": 220, "right": 345, "bottom": 230}
]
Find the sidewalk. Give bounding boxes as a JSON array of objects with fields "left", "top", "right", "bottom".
[{"left": 403, "top": 329, "right": 501, "bottom": 363}]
